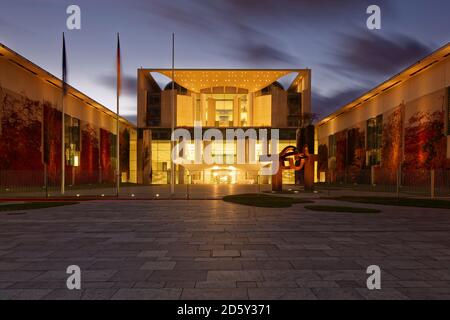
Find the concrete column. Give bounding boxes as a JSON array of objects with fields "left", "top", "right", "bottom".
[
  {"left": 200, "top": 94, "right": 207, "bottom": 126},
  {"left": 247, "top": 93, "right": 253, "bottom": 127},
  {"left": 233, "top": 97, "right": 240, "bottom": 127},
  {"left": 207, "top": 98, "right": 215, "bottom": 126},
  {"left": 301, "top": 70, "right": 312, "bottom": 115}
]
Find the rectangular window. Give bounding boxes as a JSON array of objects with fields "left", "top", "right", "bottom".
[
  {"left": 146, "top": 92, "right": 161, "bottom": 127},
  {"left": 366, "top": 115, "right": 383, "bottom": 166},
  {"left": 328, "top": 134, "right": 337, "bottom": 158},
  {"left": 64, "top": 115, "right": 80, "bottom": 166},
  {"left": 287, "top": 93, "right": 302, "bottom": 127},
  {"left": 215, "top": 100, "right": 233, "bottom": 127}
]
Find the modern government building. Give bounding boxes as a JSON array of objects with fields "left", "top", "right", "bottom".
[
  {"left": 1, "top": 41, "right": 449, "bottom": 191},
  {"left": 136, "top": 68, "right": 312, "bottom": 185}
]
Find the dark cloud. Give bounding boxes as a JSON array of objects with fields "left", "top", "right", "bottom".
[
  {"left": 315, "top": 31, "right": 434, "bottom": 117},
  {"left": 313, "top": 87, "right": 368, "bottom": 118},
  {"left": 137, "top": 0, "right": 301, "bottom": 65},
  {"left": 224, "top": 0, "right": 385, "bottom": 19},
  {"left": 142, "top": 0, "right": 393, "bottom": 26},
  {"left": 328, "top": 32, "right": 433, "bottom": 77},
  {"left": 230, "top": 42, "right": 297, "bottom": 65},
  {"left": 98, "top": 74, "right": 136, "bottom": 97},
  {"left": 222, "top": 24, "right": 299, "bottom": 65},
  {"left": 136, "top": 0, "right": 392, "bottom": 66},
  {"left": 140, "top": 1, "right": 214, "bottom": 31}
]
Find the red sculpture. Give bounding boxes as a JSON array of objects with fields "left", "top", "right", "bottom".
[{"left": 272, "top": 145, "right": 317, "bottom": 192}]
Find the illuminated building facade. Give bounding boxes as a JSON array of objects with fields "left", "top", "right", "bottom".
[
  {"left": 136, "top": 69, "right": 312, "bottom": 185},
  {"left": 0, "top": 43, "right": 137, "bottom": 190},
  {"left": 316, "top": 43, "right": 450, "bottom": 187}
]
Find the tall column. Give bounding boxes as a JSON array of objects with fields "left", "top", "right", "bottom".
[
  {"left": 247, "top": 93, "right": 253, "bottom": 127},
  {"left": 207, "top": 98, "right": 215, "bottom": 126},
  {"left": 233, "top": 97, "right": 240, "bottom": 127},
  {"left": 200, "top": 94, "right": 207, "bottom": 126},
  {"left": 301, "top": 70, "right": 312, "bottom": 115}
]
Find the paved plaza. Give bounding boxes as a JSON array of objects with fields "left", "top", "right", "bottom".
[{"left": 1, "top": 198, "right": 450, "bottom": 300}]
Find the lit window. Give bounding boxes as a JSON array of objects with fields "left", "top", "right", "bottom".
[{"left": 215, "top": 100, "right": 233, "bottom": 127}]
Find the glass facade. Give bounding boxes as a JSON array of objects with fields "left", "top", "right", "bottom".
[
  {"left": 64, "top": 115, "right": 81, "bottom": 167},
  {"left": 147, "top": 86, "right": 275, "bottom": 129},
  {"left": 139, "top": 69, "right": 312, "bottom": 186},
  {"left": 151, "top": 140, "right": 171, "bottom": 184},
  {"left": 146, "top": 92, "right": 161, "bottom": 127},
  {"left": 287, "top": 92, "right": 302, "bottom": 127},
  {"left": 215, "top": 99, "right": 234, "bottom": 126},
  {"left": 278, "top": 140, "right": 297, "bottom": 185},
  {"left": 149, "top": 139, "right": 296, "bottom": 185}
]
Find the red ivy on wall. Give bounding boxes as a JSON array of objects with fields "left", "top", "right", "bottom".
[
  {"left": 404, "top": 111, "right": 446, "bottom": 170},
  {"left": 100, "top": 128, "right": 113, "bottom": 183},
  {"left": 80, "top": 123, "right": 100, "bottom": 184},
  {"left": 379, "top": 107, "right": 403, "bottom": 184},
  {"left": 0, "top": 90, "right": 43, "bottom": 186},
  {"left": 1, "top": 87, "right": 131, "bottom": 187},
  {"left": 346, "top": 126, "right": 366, "bottom": 184},
  {"left": 318, "top": 144, "right": 328, "bottom": 172},
  {"left": 403, "top": 110, "right": 446, "bottom": 185},
  {"left": 335, "top": 131, "right": 347, "bottom": 183},
  {"left": 43, "top": 102, "right": 62, "bottom": 185}
]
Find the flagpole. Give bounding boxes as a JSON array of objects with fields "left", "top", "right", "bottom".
[
  {"left": 170, "top": 33, "right": 175, "bottom": 197},
  {"left": 61, "top": 32, "right": 66, "bottom": 195},
  {"left": 116, "top": 33, "right": 120, "bottom": 198}
]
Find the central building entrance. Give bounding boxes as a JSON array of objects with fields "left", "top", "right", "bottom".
[{"left": 183, "top": 164, "right": 262, "bottom": 185}]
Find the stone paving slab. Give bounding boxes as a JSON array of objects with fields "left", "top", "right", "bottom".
[{"left": 1, "top": 199, "right": 450, "bottom": 300}]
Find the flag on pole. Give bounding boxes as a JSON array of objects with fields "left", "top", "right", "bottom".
[
  {"left": 170, "top": 33, "right": 175, "bottom": 197},
  {"left": 116, "top": 33, "right": 121, "bottom": 196},
  {"left": 117, "top": 33, "right": 121, "bottom": 96},
  {"left": 61, "top": 32, "right": 68, "bottom": 195},
  {"left": 62, "top": 33, "right": 68, "bottom": 96}
]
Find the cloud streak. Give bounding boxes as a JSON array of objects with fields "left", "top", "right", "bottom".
[
  {"left": 313, "top": 87, "right": 369, "bottom": 118},
  {"left": 134, "top": 0, "right": 312, "bottom": 65},
  {"left": 97, "top": 74, "right": 136, "bottom": 97},
  {"left": 327, "top": 32, "right": 433, "bottom": 77}
]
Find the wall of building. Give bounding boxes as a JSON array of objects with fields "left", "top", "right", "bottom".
[
  {"left": 253, "top": 95, "right": 272, "bottom": 127},
  {"left": 176, "top": 95, "right": 194, "bottom": 127},
  {"left": 317, "top": 57, "right": 450, "bottom": 185},
  {"left": 0, "top": 53, "right": 136, "bottom": 187},
  {"left": 271, "top": 87, "right": 288, "bottom": 128}
]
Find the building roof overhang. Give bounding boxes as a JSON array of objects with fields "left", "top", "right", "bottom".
[
  {"left": 317, "top": 42, "right": 450, "bottom": 127},
  {"left": 144, "top": 69, "right": 309, "bottom": 93},
  {"left": 0, "top": 43, "right": 134, "bottom": 128}
]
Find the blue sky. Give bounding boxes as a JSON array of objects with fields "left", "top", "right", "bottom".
[{"left": 1, "top": 0, "right": 449, "bottom": 123}]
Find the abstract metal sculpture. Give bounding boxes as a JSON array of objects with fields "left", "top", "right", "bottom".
[{"left": 272, "top": 145, "right": 317, "bottom": 192}]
